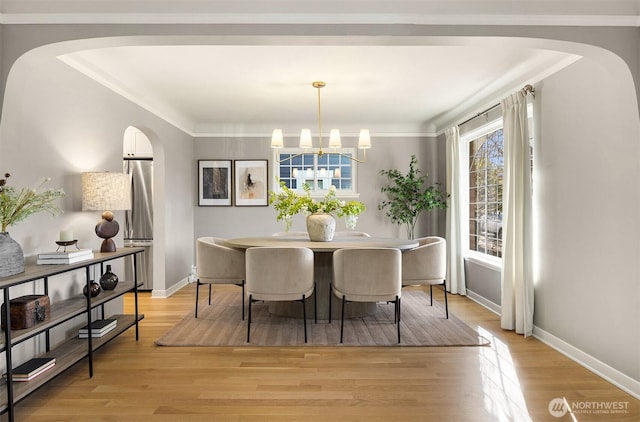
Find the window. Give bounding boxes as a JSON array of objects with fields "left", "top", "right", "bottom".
[
  {"left": 466, "top": 121, "right": 504, "bottom": 259},
  {"left": 462, "top": 102, "right": 533, "bottom": 264},
  {"left": 275, "top": 148, "right": 357, "bottom": 196}
]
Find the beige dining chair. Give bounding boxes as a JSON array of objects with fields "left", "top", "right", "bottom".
[
  {"left": 333, "top": 231, "right": 371, "bottom": 237},
  {"left": 195, "top": 237, "right": 246, "bottom": 319},
  {"left": 330, "top": 248, "right": 402, "bottom": 343},
  {"left": 245, "top": 247, "right": 316, "bottom": 343},
  {"left": 401, "top": 236, "right": 448, "bottom": 318}
]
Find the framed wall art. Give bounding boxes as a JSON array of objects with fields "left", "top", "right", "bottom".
[
  {"left": 234, "top": 159, "right": 268, "bottom": 206},
  {"left": 198, "top": 160, "right": 232, "bottom": 206}
]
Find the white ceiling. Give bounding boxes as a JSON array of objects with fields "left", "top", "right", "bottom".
[
  {"left": 59, "top": 44, "right": 577, "bottom": 137},
  {"left": 4, "top": 0, "right": 636, "bottom": 137}
]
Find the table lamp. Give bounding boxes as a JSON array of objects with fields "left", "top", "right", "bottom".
[{"left": 81, "top": 172, "right": 131, "bottom": 252}]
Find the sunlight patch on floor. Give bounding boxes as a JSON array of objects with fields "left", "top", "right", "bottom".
[{"left": 478, "top": 326, "right": 532, "bottom": 422}]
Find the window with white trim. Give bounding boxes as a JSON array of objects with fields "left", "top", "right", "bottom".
[
  {"left": 274, "top": 148, "right": 358, "bottom": 196},
  {"left": 467, "top": 124, "right": 504, "bottom": 259},
  {"left": 462, "top": 103, "right": 533, "bottom": 262}
]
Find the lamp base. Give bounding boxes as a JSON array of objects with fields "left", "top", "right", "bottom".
[
  {"left": 95, "top": 214, "right": 120, "bottom": 253},
  {"left": 100, "top": 238, "right": 116, "bottom": 253}
]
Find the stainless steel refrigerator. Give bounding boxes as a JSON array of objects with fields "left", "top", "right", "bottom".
[{"left": 123, "top": 159, "right": 154, "bottom": 290}]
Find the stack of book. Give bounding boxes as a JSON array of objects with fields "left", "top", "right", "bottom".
[
  {"left": 37, "top": 249, "right": 94, "bottom": 265},
  {"left": 78, "top": 318, "right": 117, "bottom": 338},
  {"left": 2, "top": 357, "right": 56, "bottom": 382}
]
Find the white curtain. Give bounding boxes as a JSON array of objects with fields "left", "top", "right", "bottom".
[
  {"left": 445, "top": 126, "right": 466, "bottom": 295},
  {"left": 500, "top": 89, "right": 534, "bottom": 336}
]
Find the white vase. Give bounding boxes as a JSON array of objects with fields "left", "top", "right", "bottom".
[
  {"left": 306, "top": 213, "right": 336, "bottom": 242},
  {"left": 0, "top": 232, "right": 25, "bottom": 277}
]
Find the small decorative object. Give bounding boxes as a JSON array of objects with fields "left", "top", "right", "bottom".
[
  {"left": 1, "top": 294, "right": 51, "bottom": 330},
  {"left": 59, "top": 229, "right": 73, "bottom": 242},
  {"left": 306, "top": 212, "right": 336, "bottom": 241},
  {"left": 55, "top": 240, "right": 79, "bottom": 252},
  {"left": 99, "top": 264, "right": 119, "bottom": 290},
  {"left": 378, "top": 155, "right": 448, "bottom": 240},
  {"left": 55, "top": 230, "right": 79, "bottom": 252},
  {"left": 83, "top": 280, "right": 101, "bottom": 297},
  {"left": 94, "top": 211, "right": 120, "bottom": 252},
  {"left": 0, "top": 172, "right": 65, "bottom": 277},
  {"left": 269, "top": 182, "right": 365, "bottom": 241},
  {"left": 0, "top": 232, "right": 24, "bottom": 278}
]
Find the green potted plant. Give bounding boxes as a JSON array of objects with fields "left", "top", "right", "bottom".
[
  {"left": 269, "top": 181, "right": 365, "bottom": 240},
  {"left": 0, "top": 173, "right": 65, "bottom": 277},
  {"left": 378, "top": 155, "right": 448, "bottom": 240}
]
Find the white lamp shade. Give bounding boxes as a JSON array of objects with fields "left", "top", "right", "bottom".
[
  {"left": 299, "top": 129, "right": 313, "bottom": 149},
  {"left": 358, "top": 129, "right": 371, "bottom": 149},
  {"left": 333, "top": 168, "right": 341, "bottom": 178},
  {"left": 292, "top": 168, "right": 299, "bottom": 178},
  {"left": 329, "top": 129, "right": 342, "bottom": 149},
  {"left": 271, "top": 129, "right": 284, "bottom": 148},
  {"left": 82, "top": 172, "right": 132, "bottom": 211}
]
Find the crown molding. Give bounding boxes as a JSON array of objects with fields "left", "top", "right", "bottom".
[
  {"left": 193, "top": 132, "right": 437, "bottom": 139},
  {"left": 1, "top": 12, "right": 639, "bottom": 27}
]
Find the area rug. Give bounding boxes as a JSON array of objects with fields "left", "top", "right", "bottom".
[{"left": 155, "top": 290, "right": 490, "bottom": 347}]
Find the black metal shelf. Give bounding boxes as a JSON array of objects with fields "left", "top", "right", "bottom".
[{"left": 0, "top": 248, "right": 144, "bottom": 421}]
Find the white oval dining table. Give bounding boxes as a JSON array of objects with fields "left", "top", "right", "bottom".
[{"left": 226, "top": 235, "right": 418, "bottom": 320}]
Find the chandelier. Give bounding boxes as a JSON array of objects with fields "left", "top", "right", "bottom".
[{"left": 271, "top": 81, "right": 371, "bottom": 164}]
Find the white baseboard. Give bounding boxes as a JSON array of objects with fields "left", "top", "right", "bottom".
[
  {"left": 464, "top": 290, "right": 640, "bottom": 399},
  {"left": 465, "top": 289, "right": 501, "bottom": 315},
  {"left": 533, "top": 326, "right": 640, "bottom": 400},
  {"left": 150, "top": 277, "right": 189, "bottom": 299}
]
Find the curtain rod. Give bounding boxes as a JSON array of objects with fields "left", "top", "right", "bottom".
[{"left": 458, "top": 84, "right": 535, "bottom": 127}]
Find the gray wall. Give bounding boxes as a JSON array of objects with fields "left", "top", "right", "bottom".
[
  {"left": 193, "top": 136, "right": 445, "bottom": 241},
  {"left": 465, "top": 260, "right": 502, "bottom": 307},
  {"left": 533, "top": 56, "right": 640, "bottom": 379},
  {"left": 0, "top": 41, "right": 195, "bottom": 299}
]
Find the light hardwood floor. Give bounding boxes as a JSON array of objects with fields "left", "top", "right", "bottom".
[{"left": 8, "top": 283, "right": 639, "bottom": 421}]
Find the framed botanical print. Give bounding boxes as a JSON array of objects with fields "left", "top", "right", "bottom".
[
  {"left": 234, "top": 160, "right": 268, "bottom": 206},
  {"left": 198, "top": 160, "right": 232, "bottom": 206}
]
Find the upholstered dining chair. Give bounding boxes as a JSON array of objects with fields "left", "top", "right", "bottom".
[
  {"left": 195, "top": 237, "right": 246, "bottom": 319},
  {"left": 330, "top": 248, "right": 402, "bottom": 343},
  {"left": 333, "top": 231, "right": 371, "bottom": 237},
  {"left": 401, "top": 236, "right": 448, "bottom": 318},
  {"left": 245, "top": 247, "right": 316, "bottom": 343}
]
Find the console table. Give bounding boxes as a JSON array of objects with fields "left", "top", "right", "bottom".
[{"left": 0, "top": 247, "right": 144, "bottom": 421}]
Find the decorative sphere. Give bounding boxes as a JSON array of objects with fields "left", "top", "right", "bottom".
[
  {"left": 83, "top": 281, "right": 101, "bottom": 297},
  {"left": 101, "top": 211, "right": 115, "bottom": 221},
  {"left": 95, "top": 219, "right": 119, "bottom": 239}
]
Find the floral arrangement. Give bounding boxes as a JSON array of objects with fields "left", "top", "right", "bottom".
[
  {"left": 269, "top": 181, "right": 365, "bottom": 231},
  {"left": 0, "top": 173, "right": 66, "bottom": 233}
]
